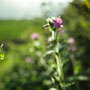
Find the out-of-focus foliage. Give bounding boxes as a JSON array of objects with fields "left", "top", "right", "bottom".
[
  {"left": 0, "top": 0, "right": 90, "bottom": 90},
  {"left": 63, "top": 0, "right": 90, "bottom": 68},
  {"left": 62, "top": 0, "right": 90, "bottom": 89}
]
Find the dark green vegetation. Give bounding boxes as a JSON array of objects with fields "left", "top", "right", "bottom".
[
  {"left": 63, "top": 0, "right": 90, "bottom": 74},
  {"left": 0, "top": 19, "right": 45, "bottom": 76},
  {"left": 0, "top": 18, "right": 47, "bottom": 90},
  {"left": 62, "top": 0, "right": 90, "bottom": 89}
]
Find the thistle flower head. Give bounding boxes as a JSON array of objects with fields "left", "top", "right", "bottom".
[
  {"left": 68, "top": 37, "right": 75, "bottom": 45},
  {"left": 59, "top": 29, "right": 64, "bottom": 34},
  {"left": 53, "top": 18, "right": 63, "bottom": 28},
  {"left": 31, "top": 33, "right": 39, "bottom": 40},
  {"left": 25, "top": 57, "right": 31, "bottom": 63},
  {"left": 45, "top": 17, "right": 63, "bottom": 31},
  {"left": 71, "top": 45, "right": 77, "bottom": 52}
]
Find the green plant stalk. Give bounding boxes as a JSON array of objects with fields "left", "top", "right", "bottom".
[
  {"left": 55, "top": 53, "right": 66, "bottom": 90},
  {"left": 70, "top": 54, "right": 76, "bottom": 74},
  {"left": 51, "top": 30, "right": 66, "bottom": 90},
  {"left": 70, "top": 54, "right": 80, "bottom": 90}
]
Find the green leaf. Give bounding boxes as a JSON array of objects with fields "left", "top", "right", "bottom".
[
  {"left": 0, "top": 45, "right": 4, "bottom": 61},
  {"left": 45, "top": 50, "right": 55, "bottom": 56},
  {"left": 64, "top": 82, "right": 75, "bottom": 88},
  {"left": 55, "top": 43, "right": 61, "bottom": 53},
  {"left": 49, "top": 88, "right": 58, "bottom": 90},
  {"left": 62, "top": 59, "right": 70, "bottom": 66},
  {"left": 68, "top": 75, "right": 90, "bottom": 81}
]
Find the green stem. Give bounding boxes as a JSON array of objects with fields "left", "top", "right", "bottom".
[
  {"left": 70, "top": 54, "right": 76, "bottom": 74},
  {"left": 55, "top": 53, "right": 66, "bottom": 90},
  {"left": 70, "top": 54, "right": 80, "bottom": 90}
]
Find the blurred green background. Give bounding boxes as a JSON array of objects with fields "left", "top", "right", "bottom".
[{"left": 0, "top": 0, "right": 90, "bottom": 90}]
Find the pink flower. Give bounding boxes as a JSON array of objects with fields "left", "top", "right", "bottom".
[
  {"left": 53, "top": 18, "right": 63, "bottom": 28},
  {"left": 68, "top": 37, "right": 75, "bottom": 45},
  {"left": 31, "top": 33, "right": 38, "bottom": 40},
  {"left": 68, "top": 37, "right": 77, "bottom": 52},
  {"left": 71, "top": 45, "right": 77, "bottom": 52},
  {"left": 25, "top": 57, "right": 31, "bottom": 63},
  {"left": 59, "top": 29, "right": 64, "bottom": 34}
]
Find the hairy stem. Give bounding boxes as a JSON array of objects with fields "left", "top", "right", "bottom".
[{"left": 55, "top": 53, "right": 66, "bottom": 90}]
